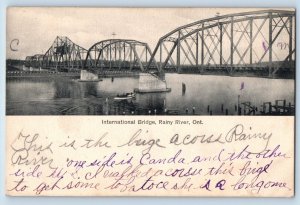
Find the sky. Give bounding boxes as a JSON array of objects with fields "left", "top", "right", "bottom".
[{"left": 6, "top": 7, "right": 293, "bottom": 60}]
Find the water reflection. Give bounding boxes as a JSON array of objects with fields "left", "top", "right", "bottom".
[
  {"left": 6, "top": 74, "right": 295, "bottom": 115},
  {"left": 136, "top": 93, "right": 166, "bottom": 114}
]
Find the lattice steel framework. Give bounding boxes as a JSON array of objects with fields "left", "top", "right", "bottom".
[
  {"left": 84, "top": 39, "right": 159, "bottom": 71},
  {"left": 147, "top": 9, "right": 295, "bottom": 77},
  {"left": 42, "top": 36, "right": 87, "bottom": 70}
]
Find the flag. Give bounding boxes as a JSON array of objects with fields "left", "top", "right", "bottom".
[{"left": 240, "top": 82, "right": 244, "bottom": 90}]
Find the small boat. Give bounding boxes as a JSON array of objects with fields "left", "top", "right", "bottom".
[{"left": 114, "top": 93, "right": 136, "bottom": 100}]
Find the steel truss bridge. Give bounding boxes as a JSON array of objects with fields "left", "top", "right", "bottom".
[
  {"left": 24, "top": 9, "right": 295, "bottom": 78},
  {"left": 84, "top": 39, "right": 159, "bottom": 71},
  {"left": 147, "top": 9, "right": 295, "bottom": 77},
  {"left": 25, "top": 36, "right": 88, "bottom": 71}
]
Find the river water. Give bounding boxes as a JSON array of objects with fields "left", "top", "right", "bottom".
[{"left": 6, "top": 73, "right": 294, "bottom": 115}]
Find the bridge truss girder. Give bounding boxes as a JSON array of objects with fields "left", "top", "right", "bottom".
[
  {"left": 84, "top": 39, "right": 159, "bottom": 71},
  {"left": 42, "top": 36, "right": 87, "bottom": 71},
  {"left": 147, "top": 9, "right": 295, "bottom": 76}
]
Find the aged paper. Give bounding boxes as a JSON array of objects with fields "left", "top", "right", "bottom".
[
  {"left": 6, "top": 7, "right": 295, "bottom": 197},
  {"left": 6, "top": 116, "right": 294, "bottom": 196}
]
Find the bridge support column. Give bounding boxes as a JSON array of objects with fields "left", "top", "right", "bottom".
[
  {"left": 196, "top": 32, "right": 199, "bottom": 71},
  {"left": 160, "top": 42, "right": 162, "bottom": 70},
  {"left": 289, "top": 16, "right": 293, "bottom": 70},
  {"left": 249, "top": 18, "right": 253, "bottom": 66},
  {"left": 80, "top": 70, "right": 99, "bottom": 81},
  {"left": 135, "top": 73, "right": 170, "bottom": 93},
  {"left": 219, "top": 24, "right": 223, "bottom": 67},
  {"left": 201, "top": 24, "right": 204, "bottom": 73},
  {"left": 177, "top": 31, "right": 181, "bottom": 73},
  {"left": 230, "top": 16, "right": 234, "bottom": 74},
  {"left": 268, "top": 12, "right": 273, "bottom": 77},
  {"left": 123, "top": 42, "right": 126, "bottom": 62},
  {"left": 132, "top": 45, "right": 144, "bottom": 71},
  {"left": 129, "top": 45, "right": 133, "bottom": 70},
  {"left": 109, "top": 43, "right": 112, "bottom": 69}
]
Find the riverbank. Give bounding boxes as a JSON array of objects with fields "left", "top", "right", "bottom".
[
  {"left": 7, "top": 70, "right": 294, "bottom": 80},
  {"left": 6, "top": 70, "right": 141, "bottom": 79}
]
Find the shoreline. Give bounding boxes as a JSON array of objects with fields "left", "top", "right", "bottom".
[{"left": 6, "top": 70, "right": 295, "bottom": 80}]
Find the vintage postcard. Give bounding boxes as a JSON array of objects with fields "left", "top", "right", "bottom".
[{"left": 5, "top": 7, "right": 295, "bottom": 197}]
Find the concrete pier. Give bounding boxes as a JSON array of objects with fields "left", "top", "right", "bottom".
[
  {"left": 80, "top": 70, "right": 99, "bottom": 81},
  {"left": 134, "top": 73, "right": 171, "bottom": 93}
]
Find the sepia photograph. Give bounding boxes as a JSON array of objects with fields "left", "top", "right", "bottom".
[
  {"left": 6, "top": 8, "right": 295, "bottom": 115},
  {"left": 4, "top": 7, "right": 296, "bottom": 198}
]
